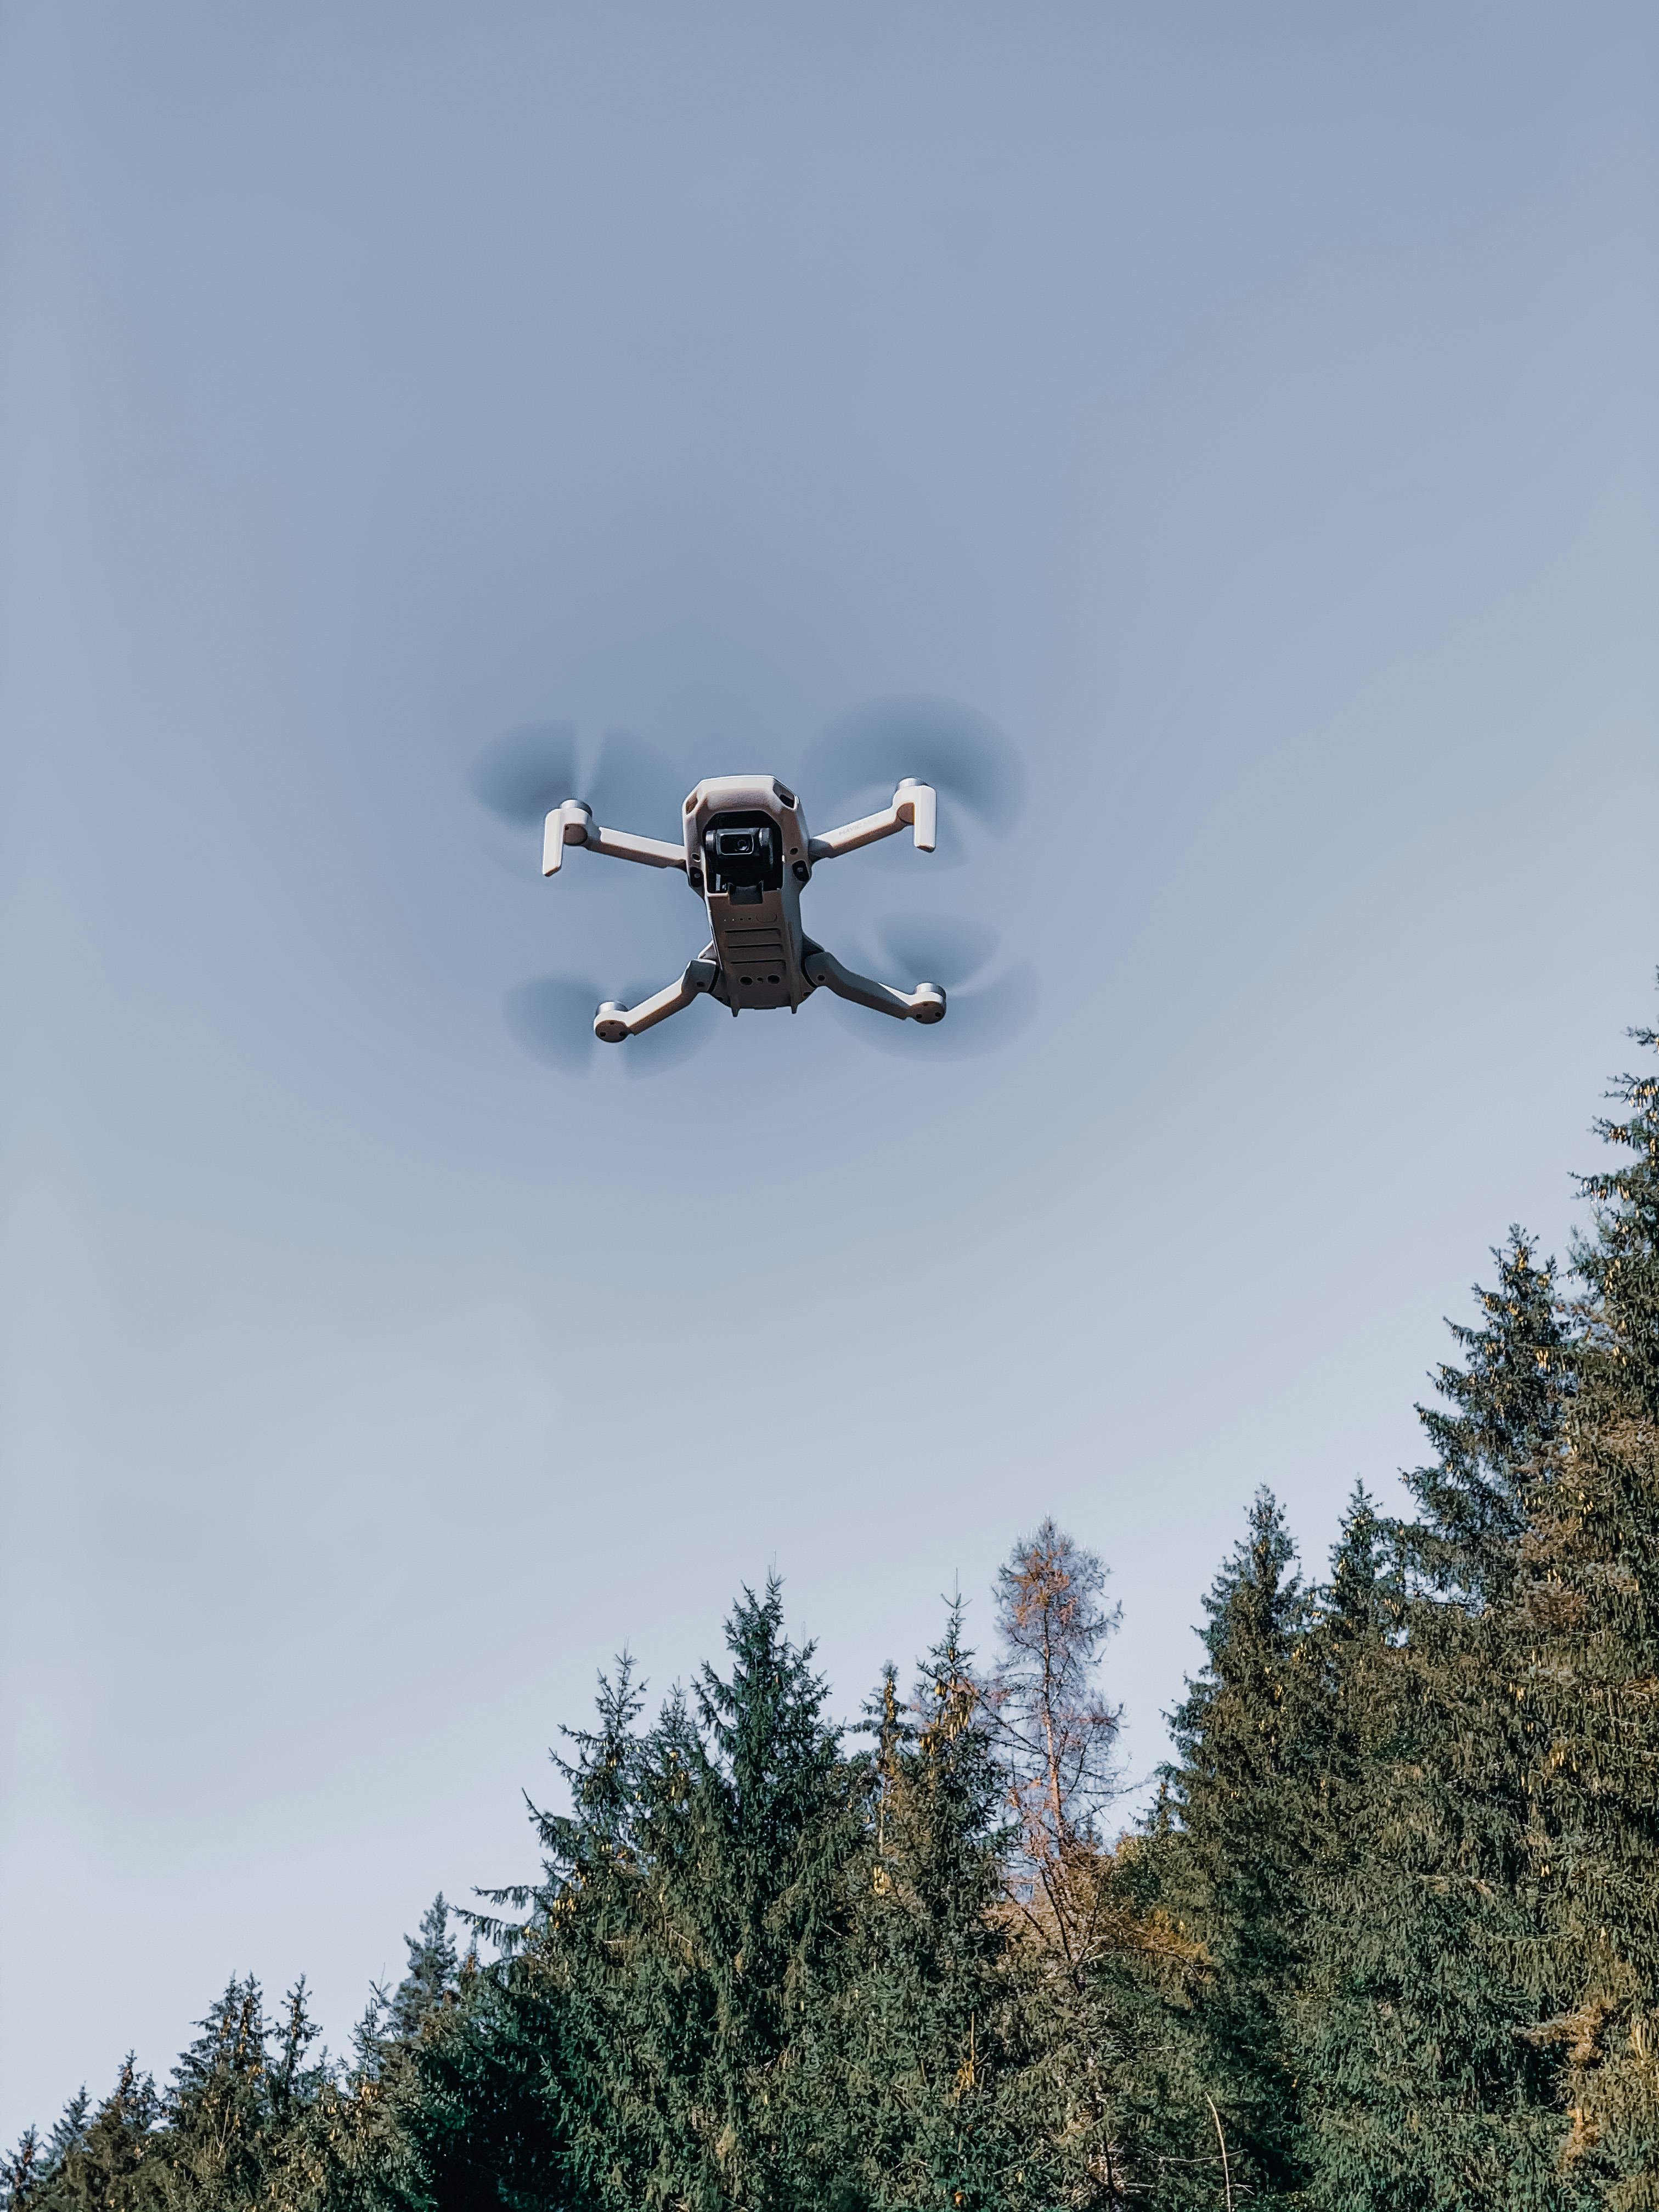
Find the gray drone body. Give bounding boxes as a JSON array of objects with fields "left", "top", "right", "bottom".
[{"left": 541, "top": 772, "right": 946, "bottom": 1043}]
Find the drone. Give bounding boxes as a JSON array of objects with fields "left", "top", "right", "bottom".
[{"left": 541, "top": 773, "right": 947, "bottom": 1043}]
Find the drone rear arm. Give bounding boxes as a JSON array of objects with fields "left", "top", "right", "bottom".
[
  {"left": 594, "top": 952, "right": 719, "bottom": 1042},
  {"left": 543, "top": 801, "right": 686, "bottom": 876},
  {"left": 807, "top": 779, "right": 936, "bottom": 864},
  {"left": 803, "top": 943, "right": 945, "bottom": 1023}
]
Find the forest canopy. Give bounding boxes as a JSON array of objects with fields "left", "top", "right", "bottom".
[{"left": 9, "top": 1003, "right": 1659, "bottom": 2211}]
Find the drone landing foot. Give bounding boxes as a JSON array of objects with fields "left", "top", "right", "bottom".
[{"left": 803, "top": 944, "right": 946, "bottom": 1025}]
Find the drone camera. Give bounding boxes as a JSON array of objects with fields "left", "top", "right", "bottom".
[{"left": 702, "top": 815, "right": 783, "bottom": 904}]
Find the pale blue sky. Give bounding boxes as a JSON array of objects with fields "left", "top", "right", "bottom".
[{"left": 3, "top": 0, "right": 1656, "bottom": 2140}]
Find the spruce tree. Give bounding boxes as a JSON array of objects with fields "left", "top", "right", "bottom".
[
  {"left": 388, "top": 1899, "right": 462, "bottom": 2044},
  {"left": 42, "top": 2097, "right": 91, "bottom": 2181},
  {"left": 630, "top": 1578, "right": 862, "bottom": 2209},
  {"left": 395, "top": 1958, "right": 580, "bottom": 2212},
  {"left": 1520, "top": 1018, "right": 1659, "bottom": 2201},
  {"left": 1409, "top": 1231, "right": 1575, "bottom": 1604},
  {"left": 162, "top": 1978, "right": 275, "bottom": 2204},
  {"left": 19, "top": 2058, "right": 161, "bottom": 2210},
  {"left": 1, "top": 2130, "right": 43, "bottom": 2210},
  {"left": 823, "top": 1613, "right": 1016, "bottom": 2211},
  {"left": 1296, "top": 1245, "right": 1584, "bottom": 2210},
  {"left": 1158, "top": 1487, "right": 1314, "bottom": 2206},
  {"left": 418, "top": 1582, "right": 867, "bottom": 2211},
  {"left": 405, "top": 1663, "right": 650, "bottom": 2210}
]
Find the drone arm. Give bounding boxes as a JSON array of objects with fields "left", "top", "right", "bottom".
[
  {"left": 594, "top": 953, "right": 718, "bottom": 1042},
  {"left": 806, "top": 779, "right": 936, "bottom": 864},
  {"left": 803, "top": 943, "right": 945, "bottom": 1024},
  {"left": 585, "top": 825, "right": 687, "bottom": 870},
  {"left": 543, "top": 802, "right": 686, "bottom": 876}
]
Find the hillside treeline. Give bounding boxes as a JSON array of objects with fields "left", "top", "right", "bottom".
[{"left": 9, "top": 1012, "right": 1659, "bottom": 2210}]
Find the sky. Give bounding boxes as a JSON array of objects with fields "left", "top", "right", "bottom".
[{"left": 2, "top": 0, "right": 1657, "bottom": 2143}]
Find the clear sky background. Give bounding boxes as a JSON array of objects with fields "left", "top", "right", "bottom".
[{"left": 2, "top": 0, "right": 1656, "bottom": 2142}]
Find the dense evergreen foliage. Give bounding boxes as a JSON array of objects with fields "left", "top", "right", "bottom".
[{"left": 10, "top": 1008, "right": 1659, "bottom": 2208}]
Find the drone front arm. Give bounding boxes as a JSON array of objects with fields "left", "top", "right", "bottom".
[
  {"left": 806, "top": 779, "right": 936, "bottom": 865},
  {"left": 585, "top": 823, "right": 687, "bottom": 870},
  {"left": 543, "top": 802, "right": 686, "bottom": 877}
]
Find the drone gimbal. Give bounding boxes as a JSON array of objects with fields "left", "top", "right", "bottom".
[{"left": 543, "top": 774, "right": 945, "bottom": 1043}]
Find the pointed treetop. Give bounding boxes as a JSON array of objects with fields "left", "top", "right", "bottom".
[
  {"left": 388, "top": 1899, "right": 460, "bottom": 2042},
  {"left": 1199, "top": 1488, "right": 1302, "bottom": 1657},
  {"left": 1407, "top": 1228, "right": 1571, "bottom": 1600},
  {"left": 1575, "top": 1002, "right": 1659, "bottom": 1412},
  {"left": 1323, "top": 1483, "right": 1396, "bottom": 1635},
  {"left": 693, "top": 1573, "right": 836, "bottom": 1805}
]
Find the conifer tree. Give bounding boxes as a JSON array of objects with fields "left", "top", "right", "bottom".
[
  {"left": 823, "top": 1612, "right": 1016, "bottom": 2210},
  {"left": 1, "top": 2131, "right": 43, "bottom": 2211},
  {"left": 630, "top": 1578, "right": 862, "bottom": 2209},
  {"left": 1158, "top": 1487, "right": 1314, "bottom": 2205},
  {"left": 1296, "top": 1248, "right": 1583, "bottom": 2210},
  {"left": 15, "top": 2058, "right": 161, "bottom": 2210},
  {"left": 162, "top": 1978, "right": 275, "bottom": 2204},
  {"left": 42, "top": 2096, "right": 91, "bottom": 2180},
  {"left": 1520, "top": 1018, "right": 1659, "bottom": 2200},
  {"left": 417, "top": 1582, "right": 867, "bottom": 2211},
  {"left": 1409, "top": 1231, "right": 1574, "bottom": 1603},
  {"left": 394, "top": 1957, "right": 579, "bottom": 2212},
  {"left": 1575, "top": 1013, "right": 1659, "bottom": 1418},
  {"left": 405, "top": 1661, "right": 649, "bottom": 2210},
  {"left": 388, "top": 1899, "right": 462, "bottom": 2045}
]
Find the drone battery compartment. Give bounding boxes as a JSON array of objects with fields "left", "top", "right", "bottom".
[{"left": 725, "top": 927, "right": 787, "bottom": 988}]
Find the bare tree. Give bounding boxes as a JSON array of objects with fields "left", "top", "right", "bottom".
[{"left": 983, "top": 1517, "right": 1124, "bottom": 1973}]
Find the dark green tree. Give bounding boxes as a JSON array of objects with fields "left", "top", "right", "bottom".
[
  {"left": 1296, "top": 1244, "right": 1583, "bottom": 2210},
  {"left": 403, "top": 1663, "right": 648, "bottom": 2211},
  {"left": 16, "top": 2059, "right": 161, "bottom": 2210},
  {"left": 1409, "top": 1231, "right": 1575, "bottom": 1604},
  {"left": 613, "top": 1579, "right": 862, "bottom": 2209},
  {"left": 1575, "top": 1013, "right": 1659, "bottom": 1418},
  {"left": 1519, "top": 1019, "right": 1659, "bottom": 2202},
  {"left": 42, "top": 2097, "right": 91, "bottom": 2180},
  {"left": 1, "top": 2130, "right": 44, "bottom": 2210},
  {"left": 388, "top": 1899, "right": 462, "bottom": 2045},
  {"left": 820, "top": 1612, "right": 1017, "bottom": 2210},
  {"left": 412, "top": 1583, "right": 867, "bottom": 2211},
  {"left": 163, "top": 1978, "right": 275, "bottom": 2204},
  {"left": 393, "top": 1961, "right": 579, "bottom": 2212},
  {"left": 1158, "top": 1487, "right": 1314, "bottom": 2206}
]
